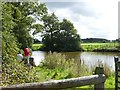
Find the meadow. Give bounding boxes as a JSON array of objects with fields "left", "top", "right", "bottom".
[
  {"left": 32, "top": 42, "right": 119, "bottom": 52},
  {"left": 81, "top": 43, "right": 119, "bottom": 51}
]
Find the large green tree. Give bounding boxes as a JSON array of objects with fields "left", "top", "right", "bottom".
[
  {"left": 1, "top": 2, "right": 48, "bottom": 85},
  {"left": 2, "top": 2, "right": 47, "bottom": 49},
  {"left": 41, "top": 13, "right": 81, "bottom": 51},
  {"left": 42, "top": 13, "right": 59, "bottom": 51},
  {"left": 57, "top": 19, "right": 81, "bottom": 51}
]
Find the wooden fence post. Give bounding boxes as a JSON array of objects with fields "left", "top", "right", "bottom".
[
  {"left": 94, "top": 67, "right": 105, "bottom": 90},
  {"left": 114, "top": 56, "right": 119, "bottom": 90}
]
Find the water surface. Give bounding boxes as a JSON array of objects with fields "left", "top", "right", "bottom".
[{"left": 32, "top": 51, "right": 120, "bottom": 71}]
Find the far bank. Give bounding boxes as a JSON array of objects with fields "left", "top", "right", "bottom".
[{"left": 32, "top": 43, "right": 120, "bottom": 52}]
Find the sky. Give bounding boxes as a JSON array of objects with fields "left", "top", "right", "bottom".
[{"left": 40, "top": 0, "right": 120, "bottom": 40}]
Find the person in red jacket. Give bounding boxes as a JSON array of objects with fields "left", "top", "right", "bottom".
[{"left": 24, "top": 47, "right": 30, "bottom": 66}]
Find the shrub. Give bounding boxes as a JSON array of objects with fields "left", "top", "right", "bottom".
[{"left": 2, "top": 31, "right": 39, "bottom": 86}]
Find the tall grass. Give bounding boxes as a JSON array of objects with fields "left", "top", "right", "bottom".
[{"left": 41, "top": 52, "right": 91, "bottom": 78}]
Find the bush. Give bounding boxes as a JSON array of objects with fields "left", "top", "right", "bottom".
[
  {"left": 2, "top": 60, "right": 39, "bottom": 85},
  {"left": 2, "top": 31, "right": 39, "bottom": 86}
]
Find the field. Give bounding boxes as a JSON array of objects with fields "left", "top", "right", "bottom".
[
  {"left": 81, "top": 42, "right": 119, "bottom": 51},
  {"left": 32, "top": 44, "right": 44, "bottom": 51},
  {"left": 32, "top": 43, "right": 119, "bottom": 51}
]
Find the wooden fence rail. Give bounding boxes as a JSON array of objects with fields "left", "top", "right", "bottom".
[{"left": 0, "top": 67, "right": 106, "bottom": 90}]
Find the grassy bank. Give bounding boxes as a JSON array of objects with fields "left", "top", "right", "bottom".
[
  {"left": 39, "top": 52, "right": 115, "bottom": 89},
  {"left": 32, "top": 43, "right": 119, "bottom": 52},
  {"left": 2, "top": 52, "right": 115, "bottom": 89},
  {"left": 30, "top": 52, "right": 115, "bottom": 89},
  {"left": 81, "top": 43, "right": 119, "bottom": 52}
]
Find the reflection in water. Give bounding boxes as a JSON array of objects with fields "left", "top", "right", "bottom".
[
  {"left": 31, "top": 51, "right": 46, "bottom": 66},
  {"left": 32, "top": 51, "right": 120, "bottom": 71},
  {"left": 80, "top": 52, "right": 116, "bottom": 71}
]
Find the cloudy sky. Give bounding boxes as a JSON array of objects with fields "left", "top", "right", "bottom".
[{"left": 41, "top": 0, "right": 120, "bottom": 40}]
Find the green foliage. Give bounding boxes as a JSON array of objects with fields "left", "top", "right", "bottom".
[
  {"left": 41, "top": 52, "right": 91, "bottom": 78},
  {"left": 1, "top": 2, "right": 115, "bottom": 88},
  {"left": 42, "top": 13, "right": 59, "bottom": 51},
  {"left": 35, "top": 66, "right": 73, "bottom": 81},
  {"left": 2, "top": 2, "right": 48, "bottom": 49},
  {"left": 2, "top": 31, "right": 40, "bottom": 86},
  {"left": 38, "top": 52, "right": 115, "bottom": 89},
  {"left": 2, "top": 60, "right": 39, "bottom": 85},
  {"left": 2, "top": 2, "right": 48, "bottom": 86},
  {"left": 2, "top": 31, "right": 18, "bottom": 62},
  {"left": 32, "top": 24, "right": 43, "bottom": 37},
  {"left": 2, "top": 3, "right": 16, "bottom": 32},
  {"left": 2, "top": 2, "right": 81, "bottom": 51},
  {"left": 42, "top": 14, "right": 82, "bottom": 52},
  {"left": 105, "top": 75, "right": 115, "bottom": 88}
]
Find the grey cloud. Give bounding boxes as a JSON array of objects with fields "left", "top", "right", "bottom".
[
  {"left": 44, "top": 2, "right": 108, "bottom": 39},
  {"left": 69, "top": 3, "right": 98, "bottom": 18},
  {"left": 45, "top": 2, "right": 98, "bottom": 18},
  {"left": 88, "top": 27, "right": 108, "bottom": 38},
  {"left": 45, "top": 2, "right": 77, "bottom": 9}
]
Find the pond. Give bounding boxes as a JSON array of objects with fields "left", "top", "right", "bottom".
[{"left": 31, "top": 51, "right": 120, "bottom": 71}]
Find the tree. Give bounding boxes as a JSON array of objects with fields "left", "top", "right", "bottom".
[
  {"left": 57, "top": 19, "right": 81, "bottom": 51},
  {"left": 1, "top": 2, "right": 47, "bottom": 85},
  {"left": 2, "top": 2, "right": 48, "bottom": 49},
  {"left": 2, "top": 2, "right": 19, "bottom": 59},
  {"left": 41, "top": 13, "right": 81, "bottom": 51},
  {"left": 42, "top": 13, "right": 59, "bottom": 51}
]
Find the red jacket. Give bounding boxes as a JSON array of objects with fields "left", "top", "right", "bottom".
[{"left": 24, "top": 48, "right": 30, "bottom": 56}]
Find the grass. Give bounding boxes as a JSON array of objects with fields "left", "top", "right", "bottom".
[
  {"left": 37, "top": 52, "right": 115, "bottom": 89},
  {"left": 81, "top": 43, "right": 119, "bottom": 51},
  {"left": 2, "top": 51, "right": 115, "bottom": 89},
  {"left": 32, "top": 44, "right": 44, "bottom": 51},
  {"left": 40, "top": 52, "right": 92, "bottom": 77},
  {"left": 32, "top": 43, "right": 119, "bottom": 51},
  {"left": 105, "top": 75, "right": 115, "bottom": 88},
  {"left": 31, "top": 43, "right": 117, "bottom": 89}
]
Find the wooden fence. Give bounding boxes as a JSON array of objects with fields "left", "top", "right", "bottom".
[
  {"left": 114, "top": 56, "right": 120, "bottom": 90},
  {"left": 0, "top": 67, "right": 106, "bottom": 90}
]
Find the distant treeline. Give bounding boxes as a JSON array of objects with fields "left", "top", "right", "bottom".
[
  {"left": 81, "top": 38, "right": 118, "bottom": 43},
  {"left": 33, "top": 38, "right": 119, "bottom": 44}
]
